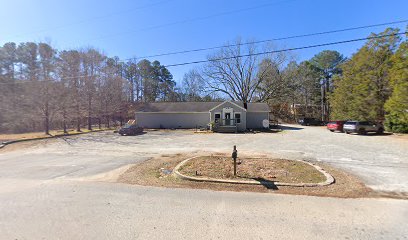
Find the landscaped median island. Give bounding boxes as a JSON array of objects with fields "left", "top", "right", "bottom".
[
  {"left": 175, "top": 156, "right": 331, "bottom": 187},
  {"left": 118, "top": 152, "right": 373, "bottom": 198}
]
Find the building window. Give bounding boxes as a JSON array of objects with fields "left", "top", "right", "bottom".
[
  {"left": 235, "top": 113, "right": 241, "bottom": 124},
  {"left": 215, "top": 113, "right": 221, "bottom": 123}
]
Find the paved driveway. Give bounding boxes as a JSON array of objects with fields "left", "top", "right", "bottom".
[
  {"left": 2, "top": 125, "right": 407, "bottom": 192},
  {"left": 0, "top": 126, "right": 407, "bottom": 239}
]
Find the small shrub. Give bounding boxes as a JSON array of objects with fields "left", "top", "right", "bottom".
[{"left": 385, "top": 113, "right": 408, "bottom": 133}]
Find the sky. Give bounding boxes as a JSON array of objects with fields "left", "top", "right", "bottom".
[{"left": 1, "top": 0, "right": 407, "bottom": 85}]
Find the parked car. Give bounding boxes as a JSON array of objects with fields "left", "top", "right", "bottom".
[
  {"left": 327, "top": 121, "right": 345, "bottom": 132},
  {"left": 343, "top": 121, "right": 384, "bottom": 135},
  {"left": 118, "top": 124, "right": 143, "bottom": 136},
  {"left": 298, "top": 117, "right": 324, "bottom": 126}
]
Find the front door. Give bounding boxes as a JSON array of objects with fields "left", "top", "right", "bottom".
[{"left": 225, "top": 112, "right": 231, "bottom": 125}]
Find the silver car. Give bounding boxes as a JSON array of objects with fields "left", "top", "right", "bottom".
[{"left": 343, "top": 121, "right": 384, "bottom": 135}]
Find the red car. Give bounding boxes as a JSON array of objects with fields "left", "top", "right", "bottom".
[{"left": 327, "top": 121, "right": 345, "bottom": 132}]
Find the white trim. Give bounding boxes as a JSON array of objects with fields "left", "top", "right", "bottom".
[
  {"left": 208, "top": 101, "right": 227, "bottom": 112},
  {"left": 222, "top": 108, "right": 233, "bottom": 114},
  {"left": 214, "top": 112, "right": 221, "bottom": 123},
  {"left": 234, "top": 112, "right": 242, "bottom": 124},
  {"left": 229, "top": 101, "right": 247, "bottom": 111},
  {"left": 222, "top": 107, "right": 234, "bottom": 126},
  {"left": 208, "top": 100, "right": 246, "bottom": 112}
]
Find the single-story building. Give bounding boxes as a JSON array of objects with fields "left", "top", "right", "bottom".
[{"left": 135, "top": 101, "right": 270, "bottom": 132}]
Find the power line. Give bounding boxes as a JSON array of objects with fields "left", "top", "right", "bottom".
[
  {"left": 0, "top": 31, "right": 405, "bottom": 86},
  {"left": 126, "top": 19, "right": 408, "bottom": 61},
  {"left": 10, "top": 0, "right": 176, "bottom": 39},
  {"left": 0, "top": 75, "right": 92, "bottom": 86},
  {"left": 163, "top": 32, "right": 407, "bottom": 68},
  {"left": 89, "top": 0, "right": 298, "bottom": 42}
]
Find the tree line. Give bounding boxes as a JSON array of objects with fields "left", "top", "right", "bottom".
[
  {"left": 1, "top": 27, "right": 407, "bottom": 134},
  {"left": 331, "top": 28, "right": 407, "bottom": 133},
  {"left": 181, "top": 28, "right": 407, "bottom": 133},
  {"left": 182, "top": 39, "right": 345, "bottom": 122},
  {"left": 0, "top": 43, "right": 192, "bottom": 133}
]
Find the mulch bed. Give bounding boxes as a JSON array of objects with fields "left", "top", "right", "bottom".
[
  {"left": 118, "top": 152, "right": 378, "bottom": 198},
  {"left": 178, "top": 155, "right": 326, "bottom": 184}
]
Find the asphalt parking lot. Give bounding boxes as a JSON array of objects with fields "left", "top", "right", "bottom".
[
  {"left": 2, "top": 125, "right": 407, "bottom": 192},
  {"left": 0, "top": 125, "right": 407, "bottom": 239}
]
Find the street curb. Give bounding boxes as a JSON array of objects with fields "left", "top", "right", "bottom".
[
  {"left": 174, "top": 156, "right": 335, "bottom": 187},
  {"left": 0, "top": 129, "right": 114, "bottom": 149}
]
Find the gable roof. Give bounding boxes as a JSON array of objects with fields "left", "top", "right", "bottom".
[
  {"left": 209, "top": 101, "right": 247, "bottom": 112},
  {"left": 135, "top": 101, "right": 270, "bottom": 113}
]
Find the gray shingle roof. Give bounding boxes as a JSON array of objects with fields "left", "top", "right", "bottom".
[{"left": 135, "top": 101, "right": 270, "bottom": 113}]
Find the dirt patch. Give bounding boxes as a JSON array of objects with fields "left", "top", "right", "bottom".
[
  {"left": 391, "top": 133, "right": 408, "bottom": 141},
  {"left": 371, "top": 190, "right": 408, "bottom": 199},
  {"left": 178, "top": 156, "right": 326, "bottom": 184},
  {"left": 118, "top": 152, "right": 374, "bottom": 198}
]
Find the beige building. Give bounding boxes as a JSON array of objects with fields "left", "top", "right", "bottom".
[{"left": 135, "top": 101, "right": 270, "bottom": 132}]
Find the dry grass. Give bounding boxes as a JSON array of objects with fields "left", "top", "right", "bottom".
[
  {"left": 0, "top": 138, "right": 58, "bottom": 152},
  {"left": 0, "top": 131, "right": 57, "bottom": 142},
  {"left": 0, "top": 128, "right": 113, "bottom": 153},
  {"left": 0, "top": 128, "right": 111, "bottom": 142},
  {"left": 118, "top": 153, "right": 375, "bottom": 198},
  {"left": 179, "top": 156, "right": 326, "bottom": 184}
]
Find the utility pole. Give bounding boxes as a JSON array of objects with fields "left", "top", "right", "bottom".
[{"left": 321, "top": 81, "right": 325, "bottom": 122}]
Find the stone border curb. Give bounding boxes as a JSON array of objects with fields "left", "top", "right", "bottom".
[
  {"left": 0, "top": 129, "right": 113, "bottom": 149},
  {"left": 174, "top": 156, "right": 335, "bottom": 187}
]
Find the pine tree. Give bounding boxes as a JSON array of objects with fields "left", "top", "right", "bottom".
[
  {"left": 310, "top": 50, "right": 345, "bottom": 121},
  {"left": 384, "top": 38, "right": 408, "bottom": 133},
  {"left": 331, "top": 28, "right": 401, "bottom": 121}
]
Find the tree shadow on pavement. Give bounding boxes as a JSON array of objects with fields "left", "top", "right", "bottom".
[
  {"left": 279, "top": 125, "right": 304, "bottom": 131},
  {"left": 251, "top": 177, "right": 279, "bottom": 190},
  {"left": 352, "top": 132, "right": 393, "bottom": 137},
  {"left": 120, "top": 132, "right": 147, "bottom": 136}
]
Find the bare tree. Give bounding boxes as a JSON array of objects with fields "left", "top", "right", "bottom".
[
  {"left": 36, "top": 43, "right": 57, "bottom": 134},
  {"left": 59, "top": 50, "right": 83, "bottom": 131},
  {"left": 254, "top": 51, "right": 292, "bottom": 102},
  {"left": 0, "top": 41, "right": 179, "bottom": 134},
  {"left": 182, "top": 69, "right": 206, "bottom": 101},
  {"left": 203, "top": 39, "right": 281, "bottom": 109},
  {"left": 123, "top": 60, "right": 139, "bottom": 102},
  {"left": 82, "top": 48, "right": 105, "bottom": 130}
]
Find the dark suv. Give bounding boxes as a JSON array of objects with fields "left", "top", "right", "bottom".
[
  {"left": 298, "top": 118, "right": 324, "bottom": 126},
  {"left": 118, "top": 124, "right": 143, "bottom": 136}
]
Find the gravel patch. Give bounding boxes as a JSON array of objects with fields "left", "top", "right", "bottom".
[{"left": 2, "top": 126, "right": 407, "bottom": 194}]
